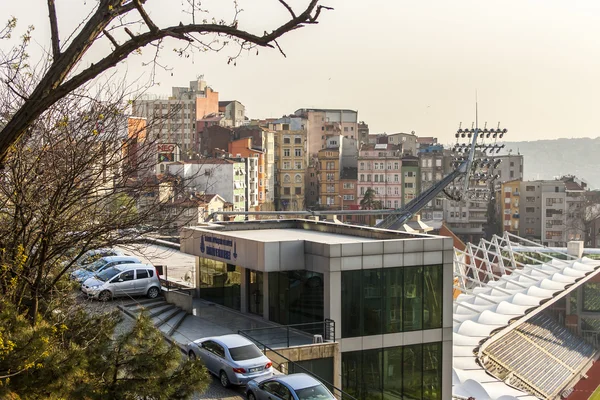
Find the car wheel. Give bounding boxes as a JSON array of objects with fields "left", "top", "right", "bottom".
[
  {"left": 98, "top": 290, "right": 112, "bottom": 302},
  {"left": 220, "top": 370, "right": 230, "bottom": 388},
  {"left": 147, "top": 287, "right": 159, "bottom": 299},
  {"left": 188, "top": 350, "right": 196, "bottom": 360},
  {"left": 247, "top": 392, "right": 256, "bottom": 400}
]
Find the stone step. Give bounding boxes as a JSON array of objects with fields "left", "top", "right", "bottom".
[
  {"left": 147, "top": 304, "right": 176, "bottom": 319},
  {"left": 152, "top": 306, "right": 182, "bottom": 328},
  {"left": 125, "top": 300, "right": 167, "bottom": 313},
  {"left": 159, "top": 310, "right": 188, "bottom": 336},
  {"left": 120, "top": 297, "right": 164, "bottom": 308}
]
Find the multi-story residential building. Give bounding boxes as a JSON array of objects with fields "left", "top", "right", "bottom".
[
  {"left": 317, "top": 145, "right": 341, "bottom": 208},
  {"left": 520, "top": 181, "right": 542, "bottom": 240},
  {"left": 401, "top": 155, "right": 420, "bottom": 207},
  {"left": 357, "top": 121, "right": 369, "bottom": 145},
  {"left": 490, "top": 154, "right": 524, "bottom": 189},
  {"left": 419, "top": 145, "right": 451, "bottom": 220},
  {"left": 294, "top": 108, "right": 358, "bottom": 157},
  {"left": 218, "top": 100, "right": 246, "bottom": 127},
  {"left": 357, "top": 144, "right": 403, "bottom": 208},
  {"left": 371, "top": 132, "right": 418, "bottom": 156},
  {"left": 340, "top": 167, "right": 357, "bottom": 222},
  {"left": 499, "top": 180, "right": 521, "bottom": 235},
  {"left": 132, "top": 77, "right": 218, "bottom": 159},
  {"left": 161, "top": 193, "right": 231, "bottom": 230},
  {"left": 229, "top": 138, "right": 266, "bottom": 208},
  {"left": 273, "top": 129, "right": 308, "bottom": 210},
  {"left": 165, "top": 159, "right": 246, "bottom": 220},
  {"left": 519, "top": 177, "right": 586, "bottom": 246}
]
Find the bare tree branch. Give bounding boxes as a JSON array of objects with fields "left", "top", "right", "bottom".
[
  {"left": 278, "top": 0, "right": 296, "bottom": 19},
  {"left": 102, "top": 29, "right": 120, "bottom": 49},
  {"left": 47, "top": 0, "right": 61, "bottom": 60},
  {"left": 0, "top": 0, "right": 331, "bottom": 164}
]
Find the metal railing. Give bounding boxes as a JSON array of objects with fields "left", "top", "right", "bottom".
[
  {"left": 238, "top": 319, "right": 335, "bottom": 349},
  {"left": 237, "top": 328, "right": 357, "bottom": 400}
]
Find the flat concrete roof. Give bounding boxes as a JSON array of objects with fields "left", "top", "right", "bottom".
[{"left": 219, "top": 228, "right": 377, "bottom": 244}]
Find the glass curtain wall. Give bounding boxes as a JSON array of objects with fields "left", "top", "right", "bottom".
[
  {"left": 198, "top": 257, "right": 241, "bottom": 310},
  {"left": 341, "top": 342, "right": 443, "bottom": 400},
  {"left": 247, "top": 270, "right": 263, "bottom": 316},
  {"left": 341, "top": 265, "right": 443, "bottom": 338},
  {"left": 268, "top": 271, "right": 324, "bottom": 326}
]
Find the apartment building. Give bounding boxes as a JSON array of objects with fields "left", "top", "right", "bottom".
[
  {"left": 401, "top": 155, "right": 420, "bottom": 207},
  {"left": 357, "top": 144, "right": 403, "bottom": 207},
  {"left": 273, "top": 129, "right": 308, "bottom": 210},
  {"left": 371, "top": 132, "right": 418, "bottom": 156},
  {"left": 218, "top": 100, "right": 246, "bottom": 127},
  {"left": 294, "top": 108, "right": 358, "bottom": 157},
  {"left": 317, "top": 145, "right": 342, "bottom": 208},
  {"left": 229, "top": 138, "right": 267, "bottom": 208},
  {"left": 132, "top": 77, "right": 218, "bottom": 158},
  {"left": 519, "top": 177, "right": 586, "bottom": 246},
  {"left": 419, "top": 145, "right": 451, "bottom": 221},
  {"left": 490, "top": 154, "right": 524, "bottom": 189},
  {"left": 340, "top": 167, "right": 358, "bottom": 222},
  {"left": 165, "top": 159, "right": 247, "bottom": 220},
  {"left": 499, "top": 180, "right": 521, "bottom": 235}
]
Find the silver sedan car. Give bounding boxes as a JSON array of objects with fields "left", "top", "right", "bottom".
[
  {"left": 186, "top": 334, "right": 273, "bottom": 387},
  {"left": 246, "top": 373, "right": 335, "bottom": 400}
]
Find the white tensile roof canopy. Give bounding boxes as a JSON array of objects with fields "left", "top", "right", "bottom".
[{"left": 452, "top": 232, "right": 600, "bottom": 400}]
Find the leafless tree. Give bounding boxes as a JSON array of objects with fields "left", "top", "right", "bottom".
[
  {"left": 0, "top": 0, "right": 331, "bottom": 163},
  {"left": 0, "top": 79, "right": 206, "bottom": 324}
]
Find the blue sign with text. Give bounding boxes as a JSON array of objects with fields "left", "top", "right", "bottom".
[{"left": 200, "top": 235, "right": 236, "bottom": 261}]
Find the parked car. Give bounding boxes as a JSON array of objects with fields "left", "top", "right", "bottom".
[
  {"left": 81, "top": 264, "right": 160, "bottom": 301},
  {"left": 186, "top": 334, "right": 273, "bottom": 387},
  {"left": 64, "top": 248, "right": 124, "bottom": 270},
  {"left": 246, "top": 373, "right": 335, "bottom": 400},
  {"left": 71, "top": 255, "right": 142, "bottom": 283}
]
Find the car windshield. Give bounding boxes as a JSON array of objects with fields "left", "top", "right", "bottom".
[
  {"left": 294, "top": 384, "right": 333, "bottom": 400},
  {"left": 228, "top": 344, "right": 263, "bottom": 361},
  {"left": 96, "top": 266, "right": 121, "bottom": 282},
  {"left": 84, "top": 258, "right": 109, "bottom": 271}
]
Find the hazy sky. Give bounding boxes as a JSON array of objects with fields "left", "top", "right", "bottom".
[{"left": 4, "top": 0, "right": 600, "bottom": 144}]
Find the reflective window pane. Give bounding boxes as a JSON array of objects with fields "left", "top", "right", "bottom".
[
  {"left": 382, "top": 346, "right": 402, "bottom": 399},
  {"left": 342, "top": 270, "right": 362, "bottom": 338},
  {"left": 268, "top": 271, "right": 324, "bottom": 327},
  {"left": 402, "top": 344, "right": 422, "bottom": 399},
  {"left": 403, "top": 267, "right": 423, "bottom": 331},
  {"left": 423, "top": 342, "right": 442, "bottom": 400},
  {"left": 384, "top": 268, "right": 403, "bottom": 334},
  {"left": 423, "top": 265, "right": 442, "bottom": 330},
  {"left": 363, "top": 270, "right": 383, "bottom": 336}
]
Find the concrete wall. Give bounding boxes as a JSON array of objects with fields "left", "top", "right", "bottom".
[
  {"left": 266, "top": 342, "right": 340, "bottom": 389},
  {"left": 164, "top": 289, "right": 193, "bottom": 313}
]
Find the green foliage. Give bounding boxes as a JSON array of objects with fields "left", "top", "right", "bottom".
[{"left": 0, "top": 305, "right": 209, "bottom": 399}]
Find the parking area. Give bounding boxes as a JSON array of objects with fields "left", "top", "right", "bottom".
[{"left": 117, "top": 243, "right": 196, "bottom": 284}]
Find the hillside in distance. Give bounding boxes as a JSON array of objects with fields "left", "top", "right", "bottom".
[{"left": 500, "top": 137, "right": 600, "bottom": 189}]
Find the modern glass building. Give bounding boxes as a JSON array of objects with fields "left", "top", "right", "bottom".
[{"left": 181, "top": 219, "right": 453, "bottom": 399}]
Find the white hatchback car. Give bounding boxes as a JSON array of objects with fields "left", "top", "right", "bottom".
[{"left": 81, "top": 264, "right": 161, "bottom": 301}]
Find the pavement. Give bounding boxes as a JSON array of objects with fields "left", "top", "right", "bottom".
[
  {"left": 172, "top": 299, "right": 316, "bottom": 350},
  {"left": 117, "top": 243, "right": 196, "bottom": 283}
]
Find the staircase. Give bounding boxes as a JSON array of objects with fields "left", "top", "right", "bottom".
[{"left": 118, "top": 298, "right": 188, "bottom": 336}]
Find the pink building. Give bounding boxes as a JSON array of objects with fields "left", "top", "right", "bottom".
[{"left": 356, "top": 143, "right": 404, "bottom": 209}]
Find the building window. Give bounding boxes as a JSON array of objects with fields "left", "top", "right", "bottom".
[
  {"left": 341, "top": 265, "right": 442, "bottom": 338},
  {"left": 283, "top": 161, "right": 291, "bottom": 169},
  {"left": 341, "top": 343, "right": 442, "bottom": 400},
  {"left": 284, "top": 187, "right": 290, "bottom": 195},
  {"left": 394, "top": 174, "right": 399, "bottom": 182},
  {"left": 525, "top": 207, "right": 535, "bottom": 213},
  {"left": 295, "top": 174, "right": 302, "bottom": 183},
  {"left": 198, "top": 258, "right": 241, "bottom": 310},
  {"left": 327, "top": 173, "right": 335, "bottom": 181},
  {"left": 283, "top": 174, "right": 291, "bottom": 183},
  {"left": 343, "top": 194, "right": 355, "bottom": 200},
  {"left": 360, "top": 187, "right": 365, "bottom": 195},
  {"left": 343, "top": 182, "right": 354, "bottom": 189},
  {"left": 295, "top": 161, "right": 302, "bottom": 169},
  {"left": 283, "top": 136, "right": 291, "bottom": 144},
  {"left": 284, "top": 148, "right": 290, "bottom": 157},
  {"left": 268, "top": 271, "right": 323, "bottom": 325},
  {"left": 295, "top": 148, "right": 302, "bottom": 157},
  {"left": 295, "top": 187, "right": 302, "bottom": 195},
  {"left": 294, "top": 136, "right": 302, "bottom": 144},
  {"left": 526, "top": 185, "right": 535, "bottom": 191},
  {"left": 404, "top": 182, "right": 414, "bottom": 189},
  {"left": 360, "top": 162, "right": 364, "bottom": 170},
  {"left": 394, "top": 187, "right": 399, "bottom": 195},
  {"left": 327, "top": 162, "right": 335, "bottom": 170}
]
